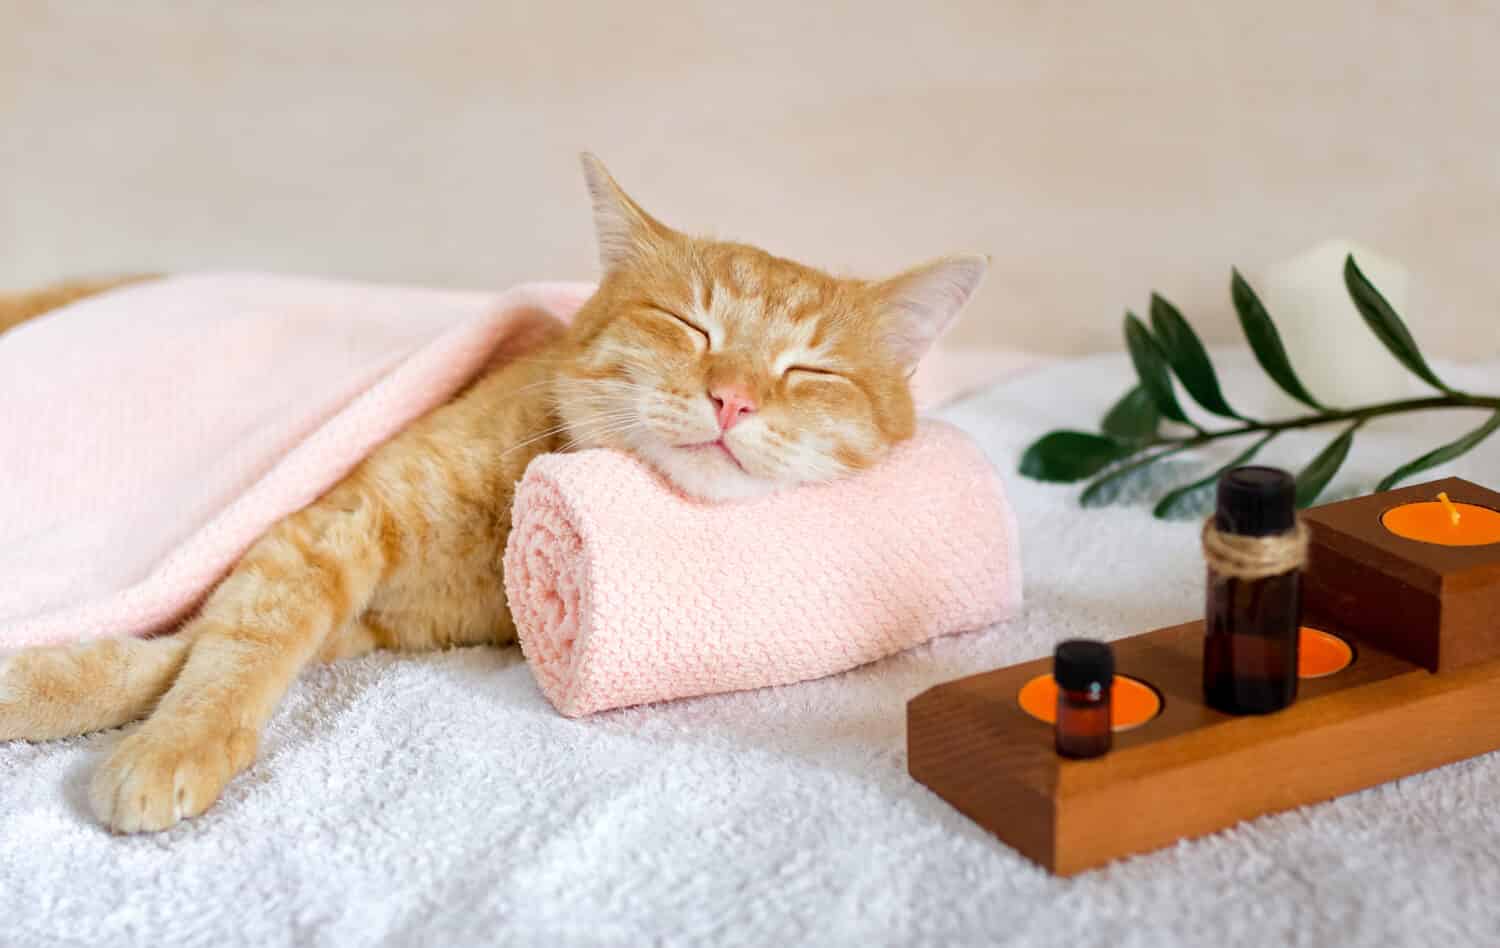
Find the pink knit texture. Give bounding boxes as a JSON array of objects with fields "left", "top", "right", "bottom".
[
  {"left": 0, "top": 273, "right": 593, "bottom": 649},
  {"left": 504, "top": 421, "right": 1023, "bottom": 717}
]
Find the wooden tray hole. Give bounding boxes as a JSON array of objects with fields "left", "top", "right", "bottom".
[
  {"left": 1299, "top": 626, "right": 1355, "bottom": 678},
  {"left": 1016, "top": 673, "right": 1163, "bottom": 731}
]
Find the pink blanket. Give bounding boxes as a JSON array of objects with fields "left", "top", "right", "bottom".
[
  {"left": 0, "top": 273, "right": 592, "bottom": 649},
  {"left": 1, "top": 272, "right": 1019, "bottom": 681},
  {"left": 504, "top": 421, "right": 1022, "bottom": 717}
]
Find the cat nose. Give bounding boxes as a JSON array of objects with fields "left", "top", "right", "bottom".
[{"left": 709, "top": 384, "right": 757, "bottom": 432}]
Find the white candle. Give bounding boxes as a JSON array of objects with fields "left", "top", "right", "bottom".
[{"left": 1256, "top": 239, "right": 1414, "bottom": 410}]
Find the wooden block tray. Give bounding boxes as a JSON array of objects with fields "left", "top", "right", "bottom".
[{"left": 908, "top": 619, "right": 1500, "bottom": 876}]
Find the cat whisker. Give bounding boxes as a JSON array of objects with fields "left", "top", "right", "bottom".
[
  {"left": 498, "top": 415, "right": 634, "bottom": 459},
  {"left": 543, "top": 411, "right": 648, "bottom": 445},
  {"left": 557, "top": 420, "right": 647, "bottom": 453},
  {"left": 550, "top": 380, "right": 657, "bottom": 399}
]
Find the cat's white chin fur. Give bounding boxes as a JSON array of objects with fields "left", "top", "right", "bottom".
[{"left": 637, "top": 441, "right": 783, "bottom": 503}]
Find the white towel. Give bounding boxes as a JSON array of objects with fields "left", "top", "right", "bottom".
[{"left": 3, "top": 348, "right": 1499, "bottom": 947}]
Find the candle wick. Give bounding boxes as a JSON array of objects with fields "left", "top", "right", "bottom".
[{"left": 1438, "top": 491, "right": 1461, "bottom": 526}]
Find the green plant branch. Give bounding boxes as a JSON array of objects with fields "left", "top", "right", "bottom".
[
  {"left": 1079, "top": 440, "right": 1201, "bottom": 506},
  {"left": 1019, "top": 257, "right": 1500, "bottom": 518},
  {"left": 1140, "top": 393, "right": 1500, "bottom": 452}
]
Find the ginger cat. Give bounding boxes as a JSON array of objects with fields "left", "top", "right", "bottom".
[{"left": 0, "top": 155, "right": 986, "bottom": 832}]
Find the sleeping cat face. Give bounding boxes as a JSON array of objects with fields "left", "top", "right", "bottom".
[{"left": 555, "top": 155, "right": 987, "bottom": 502}]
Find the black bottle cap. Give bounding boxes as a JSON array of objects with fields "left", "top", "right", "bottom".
[
  {"left": 1054, "top": 639, "right": 1115, "bottom": 692},
  {"left": 1215, "top": 466, "right": 1296, "bottom": 537}
]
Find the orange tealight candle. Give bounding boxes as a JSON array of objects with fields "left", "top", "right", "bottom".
[{"left": 1381, "top": 493, "right": 1500, "bottom": 547}]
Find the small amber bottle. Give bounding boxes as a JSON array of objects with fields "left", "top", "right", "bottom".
[
  {"left": 1054, "top": 640, "right": 1114, "bottom": 759},
  {"left": 1203, "top": 466, "right": 1303, "bottom": 715}
]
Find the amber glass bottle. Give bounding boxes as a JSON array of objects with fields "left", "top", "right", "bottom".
[
  {"left": 1203, "top": 466, "right": 1302, "bottom": 715},
  {"left": 1054, "top": 640, "right": 1114, "bottom": 759}
]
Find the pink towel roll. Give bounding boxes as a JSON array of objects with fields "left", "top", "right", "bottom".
[{"left": 503, "top": 421, "right": 1023, "bottom": 717}]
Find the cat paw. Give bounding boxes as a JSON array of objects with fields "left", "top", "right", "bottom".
[
  {"left": 89, "top": 725, "right": 258, "bottom": 833},
  {"left": 0, "top": 645, "right": 105, "bottom": 741},
  {"left": 0, "top": 638, "right": 185, "bottom": 741},
  {"left": 0, "top": 654, "right": 15, "bottom": 730},
  {"left": 0, "top": 651, "right": 36, "bottom": 741}
]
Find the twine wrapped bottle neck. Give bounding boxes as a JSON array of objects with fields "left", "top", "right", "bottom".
[{"left": 1201, "top": 518, "right": 1310, "bottom": 581}]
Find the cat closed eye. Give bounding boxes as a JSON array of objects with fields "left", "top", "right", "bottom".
[
  {"left": 785, "top": 365, "right": 846, "bottom": 382},
  {"left": 649, "top": 306, "right": 710, "bottom": 348}
]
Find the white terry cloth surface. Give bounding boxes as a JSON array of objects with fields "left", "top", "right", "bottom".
[{"left": 4, "top": 349, "right": 1500, "bottom": 947}]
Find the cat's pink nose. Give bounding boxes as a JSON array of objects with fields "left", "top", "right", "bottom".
[{"left": 709, "top": 385, "right": 757, "bottom": 432}]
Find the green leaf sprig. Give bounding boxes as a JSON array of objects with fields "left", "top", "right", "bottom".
[{"left": 1020, "top": 255, "right": 1500, "bottom": 517}]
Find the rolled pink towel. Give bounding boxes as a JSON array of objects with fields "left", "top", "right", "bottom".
[{"left": 503, "top": 420, "right": 1023, "bottom": 717}]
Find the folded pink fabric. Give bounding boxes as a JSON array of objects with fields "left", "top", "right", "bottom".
[
  {"left": 0, "top": 273, "right": 593, "bottom": 649},
  {"left": 504, "top": 421, "right": 1023, "bottom": 717}
]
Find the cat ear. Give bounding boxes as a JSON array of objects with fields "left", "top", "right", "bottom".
[
  {"left": 579, "top": 153, "right": 671, "bottom": 272},
  {"left": 875, "top": 254, "right": 989, "bottom": 370}
]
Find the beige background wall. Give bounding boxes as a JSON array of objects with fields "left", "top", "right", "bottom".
[{"left": 4, "top": 1, "right": 1497, "bottom": 358}]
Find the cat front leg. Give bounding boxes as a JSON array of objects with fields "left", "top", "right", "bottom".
[
  {"left": 89, "top": 489, "right": 394, "bottom": 833},
  {"left": 0, "top": 635, "right": 190, "bottom": 740}
]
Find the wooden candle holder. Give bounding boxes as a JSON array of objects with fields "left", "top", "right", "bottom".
[
  {"left": 1303, "top": 477, "right": 1500, "bottom": 672},
  {"left": 909, "top": 478, "right": 1500, "bottom": 876}
]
